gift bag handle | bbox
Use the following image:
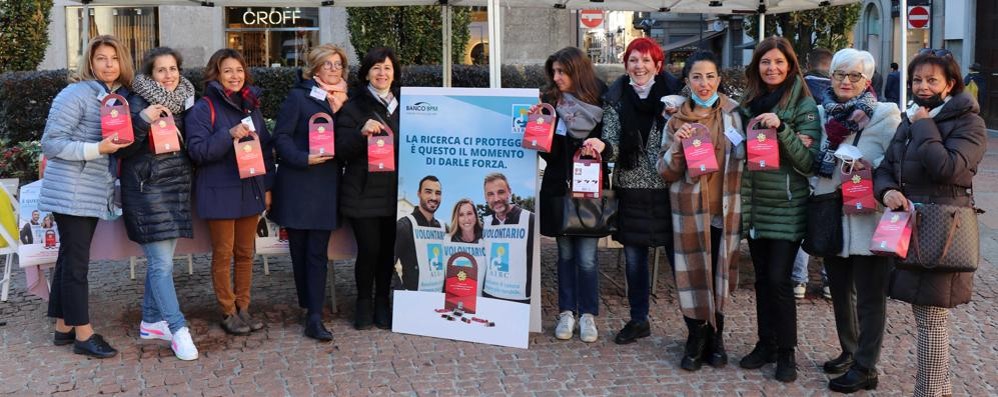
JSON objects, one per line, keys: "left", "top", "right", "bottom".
{"left": 531, "top": 103, "right": 556, "bottom": 117}
{"left": 152, "top": 107, "right": 174, "bottom": 121}
{"left": 572, "top": 147, "right": 602, "bottom": 163}
{"left": 370, "top": 113, "right": 395, "bottom": 137}
{"left": 233, "top": 131, "right": 260, "bottom": 145}
{"left": 309, "top": 112, "right": 334, "bottom": 125}
{"left": 100, "top": 93, "right": 128, "bottom": 107}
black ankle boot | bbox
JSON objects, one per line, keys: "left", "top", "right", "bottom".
{"left": 739, "top": 341, "right": 777, "bottom": 369}
{"left": 705, "top": 313, "right": 728, "bottom": 368}
{"left": 829, "top": 364, "right": 878, "bottom": 393}
{"left": 373, "top": 294, "right": 391, "bottom": 329}
{"left": 680, "top": 317, "right": 709, "bottom": 371}
{"left": 354, "top": 298, "right": 373, "bottom": 330}
{"left": 775, "top": 348, "right": 798, "bottom": 383}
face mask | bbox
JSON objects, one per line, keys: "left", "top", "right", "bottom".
{"left": 834, "top": 144, "right": 863, "bottom": 175}
{"left": 913, "top": 93, "right": 945, "bottom": 109}
{"left": 692, "top": 92, "right": 719, "bottom": 108}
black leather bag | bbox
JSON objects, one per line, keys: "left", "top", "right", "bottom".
{"left": 802, "top": 190, "right": 843, "bottom": 257}
{"left": 895, "top": 203, "right": 980, "bottom": 272}
{"left": 558, "top": 191, "right": 618, "bottom": 237}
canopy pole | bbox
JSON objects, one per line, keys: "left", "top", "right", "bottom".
{"left": 900, "top": 0, "right": 908, "bottom": 108}
{"left": 487, "top": 0, "right": 502, "bottom": 88}
{"left": 759, "top": 13, "right": 765, "bottom": 41}
{"left": 442, "top": 5, "right": 452, "bottom": 88}
{"left": 81, "top": 3, "right": 90, "bottom": 63}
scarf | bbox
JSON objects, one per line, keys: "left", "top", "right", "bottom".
{"left": 556, "top": 92, "right": 603, "bottom": 139}
{"left": 131, "top": 74, "right": 195, "bottom": 114}
{"left": 618, "top": 74, "right": 670, "bottom": 169}
{"left": 630, "top": 78, "right": 656, "bottom": 99}
{"left": 822, "top": 86, "right": 876, "bottom": 146}
{"left": 746, "top": 83, "right": 788, "bottom": 116}
{"left": 368, "top": 84, "right": 397, "bottom": 114}
{"left": 313, "top": 75, "right": 348, "bottom": 113}
{"left": 223, "top": 86, "right": 260, "bottom": 115}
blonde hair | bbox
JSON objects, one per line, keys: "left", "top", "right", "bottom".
{"left": 76, "top": 35, "right": 134, "bottom": 88}
{"left": 303, "top": 44, "right": 349, "bottom": 80}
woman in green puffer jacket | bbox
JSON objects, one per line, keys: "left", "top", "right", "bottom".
{"left": 735, "top": 36, "right": 821, "bottom": 383}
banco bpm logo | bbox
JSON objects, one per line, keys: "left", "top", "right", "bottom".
{"left": 406, "top": 101, "right": 439, "bottom": 114}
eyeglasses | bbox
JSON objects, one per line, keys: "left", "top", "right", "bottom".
{"left": 918, "top": 48, "right": 953, "bottom": 58}
{"left": 831, "top": 71, "right": 867, "bottom": 83}
{"left": 321, "top": 61, "right": 344, "bottom": 71}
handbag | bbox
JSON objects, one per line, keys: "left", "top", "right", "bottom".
{"left": 802, "top": 190, "right": 843, "bottom": 257}
{"left": 558, "top": 149, "right": 617, "bottom": 237}
{"left": 895, "top": 203, "right": 980, "bottom": 272}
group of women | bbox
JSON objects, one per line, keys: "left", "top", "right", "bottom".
{"left": 38, "top": 32, "right": 982, "bottom": 396}
{"left": 537, "top": 36, "right": 984, "bottom": 396}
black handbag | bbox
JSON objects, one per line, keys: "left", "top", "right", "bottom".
{"left": 895, "top": 203, "right": 980, "bottom": 272}
{"left": 802, "top": 190, "right": 843, "bottom": 257}
{"left": 557, "top": 149, "right": 617, "bottom": 237}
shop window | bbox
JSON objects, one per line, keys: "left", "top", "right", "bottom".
{"left": 66, "top": 7, "right": 159, "bottom": 71}
{"left": 225, "top": 7, "right": 319, "bottom": 67}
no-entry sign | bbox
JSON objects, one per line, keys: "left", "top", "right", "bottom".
{"left": 580, "top": 9, "right": 604, "bottom": 29}
{"left": 908, "top": 6, "right": 930, "bottom": 29}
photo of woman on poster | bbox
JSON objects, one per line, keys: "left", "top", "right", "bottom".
{"left": 448, "top": 198, "right": 482, "bottom": 244}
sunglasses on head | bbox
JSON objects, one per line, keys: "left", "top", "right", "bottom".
{"left": 918, "top": 48, "right": 953, "bottom": 58}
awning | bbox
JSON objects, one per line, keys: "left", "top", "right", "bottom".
{"left": 661, "top": 30, "right": 726, "bottom": 52}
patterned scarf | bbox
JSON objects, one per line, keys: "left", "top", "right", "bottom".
{"left": 131, "top": 74, "right": 195, "bottom": 114}
{"left": 822, "top": 86, "right": 876, "bottom": 145}
{"left": 556, "top": 92, "right": 603, "bottom": 139}
{"left": 313, "top": 75, "right": 348, "bottom": 113}
{"left": 223, "top": 86, "right": 261, "bottom": 115}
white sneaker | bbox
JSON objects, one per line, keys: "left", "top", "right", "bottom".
{"left": 822, "top": 284, "right": 833, "bottom": 300}
{"left": 139, "top": 321, "right": 172, "bottom": 341}
{"left": 554, "top": 311, "right": 575, "bottom": 340}
{"left": 579, "top": 314, "right": 598, "bottom": 343}
{"left": 793, "top": 283, "right": 806, "bottom": 299}
{"left": 171, "top": 327, "right": 199, "bottom": 361}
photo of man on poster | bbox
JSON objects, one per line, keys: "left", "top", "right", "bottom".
{"left": 19, "top": 210, "right": 40, "bottom": 244}
{"left": 395, "top": 175, "right": 447, "bottom": 291}
{"left": 481, "top": 172, "right": 534, "bottom": 304}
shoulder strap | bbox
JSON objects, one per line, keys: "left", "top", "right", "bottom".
{"left": 203, "top": 96, "right": 215, "bottom": 128}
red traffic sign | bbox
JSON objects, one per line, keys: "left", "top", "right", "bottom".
{"left": 908, "top": 6, "right": 930, "bottom": 29}
{"left": 580, "top": 9, "right": 604, "bottom": 29}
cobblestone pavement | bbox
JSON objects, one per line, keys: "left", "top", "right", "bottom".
{"left": 2, "top": 141, "right": 997, "bottom": 396}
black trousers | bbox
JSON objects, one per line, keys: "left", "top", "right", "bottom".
{"left": 824, "top": 255, "right": 890, "bottom": 369}
{"left": 748, "top": 238, "right": 800, "bottom": 349}
{"left": 349, "top": 216, "right": 395, "bottom": 302}
{"left": 46, "top": 213, "right": 99, "bottom": 326}
{"left": 287, "top": 228, "right": 332, "bottom": 318}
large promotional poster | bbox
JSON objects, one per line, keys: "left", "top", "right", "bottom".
{"left": 392, "top": 87, "right": 541, "bottom": 349}
{"left": 17, "top": 181, "right": 61, "bottom": 267}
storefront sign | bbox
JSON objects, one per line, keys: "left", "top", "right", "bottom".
{"left": 243, "top": 8, "right": 300, "bottom": 25}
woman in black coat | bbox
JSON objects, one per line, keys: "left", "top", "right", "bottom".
{"left": 873, "top": 50, "right": 987, "bottom": 397}
{"left": 270, "top": 44, "right": 349, "bottom": 342}
{"left": 119, "top": 47, "right": 198, "bottom": 360}
{"left": 536, "top": 47, "right": 608, "bottom": 344}
{"left": 334, "top": 47, "right": 401, "bottom": 330}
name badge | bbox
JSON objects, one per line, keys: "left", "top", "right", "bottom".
{"left": 724, "top": 127, "right": 743, "bottom": 146}
{"left": 241, "top": 116, "right": 256, "bottom": 132}
{"left": 555, "top": 119, "right": 567, "bottom": 136}
{"left": 386, "top": 100, "right": 398, "bottom": 115}
{"left": 97, "top": 92, "right": 109, "bottom": 102}
{"left": 185, "top": 96, "right": 195, "bottom": 110}
{"left": 310, "top": 86, "right": 328, "bottom": 101}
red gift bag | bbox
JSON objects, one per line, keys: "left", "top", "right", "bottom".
{"left": 234, "top": 132, "right": 267, "bottom": 179}
{"left": 368, "top": 125, "right": 395, "bottom": 173}
{"left": 746, "top": 120, "right": 779, "bottom": 171}
{"left": 682, "top": 123, "right": 720, "bottom": 178}
{"left": 444, "top": 252, "right": 479, "bottom": 314}
{"left": 841, "top": 159, "right": 876, "bottom": 214}
{"left": 308, "top": 112, "right": 336, "bottom": 156}
{"left": 870, "top": 205, "right": 914, "bottom": 258}
{"left": 521, "top": 103, "right": 556, "bottom": 153}
{"left": 100, "top": 93, "right": 133, "bottom": 144}
{"left": 572, "top": 149, "right": 602, "bottom": 199}
{"left": 148, "top": 109, "right": 181, "bottom": 154}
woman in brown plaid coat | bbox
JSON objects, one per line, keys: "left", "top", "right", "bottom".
{"left": 657, "top": 51, "right": 744, "bottom": 372}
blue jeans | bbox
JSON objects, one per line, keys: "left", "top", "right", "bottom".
{"left": 791, "top": 248, "right": 828, "bottom": 284}
{"left": 141, "top": 239, "right": 186, "bottom": 333}
{"left": 624, "top": 245, "right": 651, "bottom": 322}
{"left": 556, "top": 236, "right": 600, "bottom": 316}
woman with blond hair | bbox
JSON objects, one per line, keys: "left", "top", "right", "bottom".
{"left": 41, "top": 35, "right": 134, "bottom": 358}
{"left": 270, "top": 44, "right": 350, "bottom": 342}
{"left": 448, "top": 199, "right": 482, "bottom": 244}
